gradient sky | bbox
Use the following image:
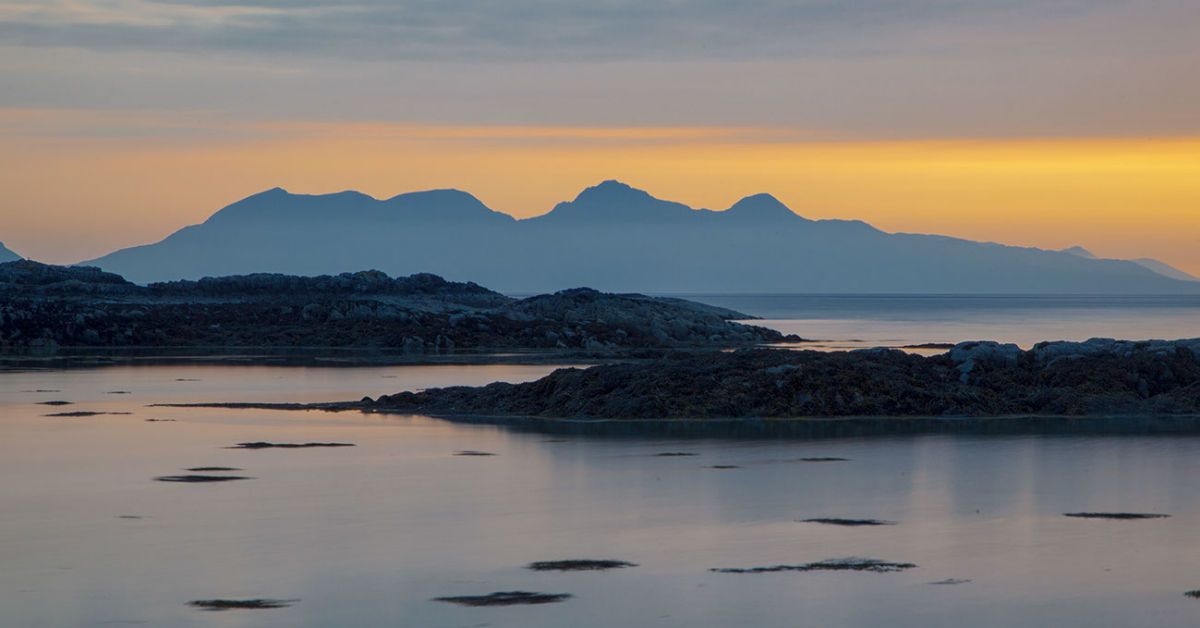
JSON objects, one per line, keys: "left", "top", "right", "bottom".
{"left": 1, "top": 0, "right": 1198, "bottom": 272}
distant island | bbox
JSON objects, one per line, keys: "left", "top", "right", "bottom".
{"left": 0, "top": 260, "right": 796, "bottom": 354}
{"left": 80, "top": 180, "right": 1199, "bottom": 294}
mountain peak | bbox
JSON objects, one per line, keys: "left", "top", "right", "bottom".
{"left": 574, "top": 179, "right": 652, "bottom": 203}
{"left": 725, "top": 193, "right": 802, "bottom": 221}
{"left": 1061, "top": 246, "right": 1096, "bottom": 259}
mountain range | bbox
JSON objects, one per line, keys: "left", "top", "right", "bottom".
{"left": 80, "top": 180, "right": 1199, "bottom": 293}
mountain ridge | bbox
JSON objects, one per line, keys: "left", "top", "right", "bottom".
{"left": 80, "top": 181, "right": 1200, "bottom": 294}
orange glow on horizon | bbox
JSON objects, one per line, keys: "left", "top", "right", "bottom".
{"left": 1, "top": 110, "right": 1198, "bottom": 275}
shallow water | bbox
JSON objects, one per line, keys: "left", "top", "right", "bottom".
{"left": 4, "top": 365, "right": 1200, "bottom": 627}
{"left": 685, "top": 294, "right": 1200, "bottom": 350}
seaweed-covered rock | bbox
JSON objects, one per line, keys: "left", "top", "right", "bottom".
{"left": 368, "top": 340, "right": 1200, "bottom": 419}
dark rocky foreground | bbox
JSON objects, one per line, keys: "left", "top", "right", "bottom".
{"left": 363, "top": 339, "right": 1200, "bottom": 420}
{"left": 0, "top": 260, "right": 795, "bottom": 353}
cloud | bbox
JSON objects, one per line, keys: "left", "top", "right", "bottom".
{"left": 0, "top": 0, "right": 1179, "bottom": 62}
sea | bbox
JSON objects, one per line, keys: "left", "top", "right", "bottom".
{"left": 3, "top": 295, "right": 1200, "bottom": 627}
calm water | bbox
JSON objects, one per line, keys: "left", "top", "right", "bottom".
{"left": 685, "top": 294, "right": 1200, "bottom": 350}
{"left": 4, "top": 364, "right": 1200, "bottom": 627}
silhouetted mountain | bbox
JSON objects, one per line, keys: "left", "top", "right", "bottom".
{"left": 1130, "top": 258, "right": 1198, "bottom": 282}
{"left": 1061, "top": 246, "right": 1197, "bottom": 282}
{"left": 83, "top": 182, "right": 1200, "bottom": 294}
{"left": 0, "top": 241, "right": 21, "bottom": 262}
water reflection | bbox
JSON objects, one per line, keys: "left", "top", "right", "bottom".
{"left": 2, "top": 365, "right": 1200, "bottom": 627}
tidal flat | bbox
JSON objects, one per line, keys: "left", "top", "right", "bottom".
{"left": 4, "top": 363, "right": 1200, "bottom": 627}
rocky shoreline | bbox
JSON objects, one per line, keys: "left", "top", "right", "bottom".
{"left": 0, "top": 261, "right": 799, "bottom": 353}
{"left": 358, "top": 338, "right": 1200, "bottom": 420}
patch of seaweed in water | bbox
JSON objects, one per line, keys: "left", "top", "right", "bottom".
{"left": 188, "top": 599, "right": 296, "bottom": 611}
{"left": 107, "top": 391, "right": 132, "bottom": 394}
{"left": 710, "top": 465, "right": 741, "bottom": 469}
{"left": 655, "top": 452, "right": 697, "bottom": 457}
{"left": 37, "top": 400, "right": 73, "bottom": 406}
{"left": 433, "top": 591, "right": 571, "bottom": 607}
{"left": 929, "top": 578, "right": 972, "bottom": 585}
{"left": 454, "top": 450, "right": 496, "bottom": 456}
{"left": 801, "top": 518, "right": 895, "bottom": 527}
{"left": 229, "top": 442, "right": 355, "bottom": 449}
{"left": 155, "top": 475, "right": 253, "bottom": 483}
{"left": 526, "top": 560, "right": 638, "bottom": 572}
{"left": 1185, "top": 590, "right": 1200, "bottom": 599}
{"left": 145, "top": 418, "right": 175, "bottom": 422}
{"left": 43, "top": 413, "right": 129, "bottom": 417}
{"left": 711, "top": 557, "right": 916, "bottom": 574}
{"left": 187, "top": 466, "right": 241, "bottom": 472}
{"left": 1063, "top": 512, "right": 1170, "bottom": 520}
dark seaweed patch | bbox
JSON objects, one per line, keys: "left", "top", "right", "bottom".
{"left": 712, "top": 558, "right": 916, "bottom": 574}
{"left": 155, "top": 475, "right": 252, "bottom": 483}
{"left": 454, "top": 450, "right": 496, "bottom": 456}
{"left": 37, "top": 400, "right": 73, "bottom": 406}
{"left": 433, "top": 591, "right": 571, "bottom": 607}
{"left": 188, "top": 599, "right": 295, "bottom": 611}
{"left": 42, "top": 413, "right": 127, "bottom": 417}
{"left": 801, "top": 518, "right": 895, "bottom": 527}
{"left": 655, "top": 452, "right": 697, "bottom": 457}
{"left": 709, "top": 465, "right": 741, "bottom": 469}
{"left": 1063, "top": 512, "right": 1170, "bottom": 520}
{"left": 526, "top": 560, "right": 637, "bottom": 572}
{"left": 186, "top": 466, "right": 242, "bottom": 472}
{"left": 229, "top": 442, "right": 355, "bottom": 449}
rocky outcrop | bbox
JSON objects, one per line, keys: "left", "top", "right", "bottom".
{"left": 366, "top": 339, "right": 1200, "bottom": 418}
{"left": 0, "top": 261, "right": 796, "bottom": 351}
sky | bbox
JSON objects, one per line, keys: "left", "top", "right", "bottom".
{"left": 1, "top": 0, "right": 1198, "bottom": 273}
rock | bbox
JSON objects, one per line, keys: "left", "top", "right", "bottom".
{"left": 949, "top": 341, "right": 1021, "bottom": 382}
{"left": 367, "top": 343, "right": 1200, "bottom": 419}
